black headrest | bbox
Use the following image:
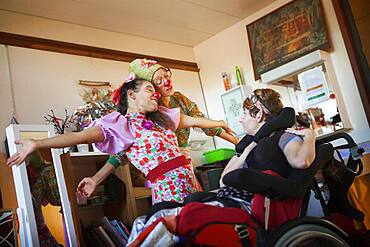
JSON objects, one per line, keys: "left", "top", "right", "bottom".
{"left": 235, "top": 107, "right": 296, "bottom": 154}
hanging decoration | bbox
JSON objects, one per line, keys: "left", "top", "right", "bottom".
{"left": 72, "top": 81, "right": 116, "bottom": 131}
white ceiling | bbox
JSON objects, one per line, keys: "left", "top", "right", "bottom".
{"left": 0, "top": 0, "right": 276, "bottom": 47}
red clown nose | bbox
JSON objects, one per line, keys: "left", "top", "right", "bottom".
{"left": 163, "top": 79, "right": 172, "bottom": 88}
{"left": 152, "top": 92, "right": 161, "bottom": 100}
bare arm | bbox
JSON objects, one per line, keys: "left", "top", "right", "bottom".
{"left": 178, "top": 113, "right": 222, "bottom": 129}
{"left": 92, "top": 162, "right": 116, "bottom": 185}
{"left": 283, "top": 128, "right": 316, "bottom": 169}
{"left": 77, "top": 161, "right": 116, "bottom": 197}
{"left": 218, "top": 130, "right": 239, "bottom": 145}
{"left": 178, "top": 114, "right": 235, "bottom": 135}
{"left": 219, "top": 142, "right": 257, "bottom": 187}
{"left": 7, "top": 126, "right": 104, "bottom": 166}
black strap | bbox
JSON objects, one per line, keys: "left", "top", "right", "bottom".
{"left": 235, "top": 224, "right": 252, "bottom": 247}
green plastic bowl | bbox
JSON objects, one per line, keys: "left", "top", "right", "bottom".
{"left": 203, "top": 148, "right": 235, "bottom": 164}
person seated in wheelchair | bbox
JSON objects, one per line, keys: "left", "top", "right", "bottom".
{"left": 126, "top": 89, "right": 362, "bottom": 246}
{"left": 218, "top": 88, "right": 316, "bottom": 208}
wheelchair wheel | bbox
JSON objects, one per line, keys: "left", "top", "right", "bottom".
{"left": 266, "top": 217, "right": 350, "bottom": 247}
{"left": 272, "top": 224, "right": 350, "bottom": 247}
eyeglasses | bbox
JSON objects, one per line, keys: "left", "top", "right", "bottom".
{"left": 249, "top": 93, "right": 270, "bottom": 114}
{"left": 152, "top": 67, "right": 172, "bottom": 87}
{"left": 250, "top": 94, "right": 259, "bottom": 104}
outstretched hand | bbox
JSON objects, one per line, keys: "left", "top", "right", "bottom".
{"left": 219, "top": 120, "right": 236, "bottom": 135}
{"left": 77, "top": 177, "right": 97, "bottom": 198}
{"left": 7, "top": 139, "right": 38, "bottom": 167}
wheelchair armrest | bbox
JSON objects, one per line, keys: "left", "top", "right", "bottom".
{"left": 316, "top": 131, "right": 356, "bottom": 147}
{"left": 317, "top": 132, "right": 364, "bottom": 175}
{"left": 223, "top": 168, "right": 295, "bottom": 199}
{"left": 223, "top": 144, "right": 334, "bottom": 200}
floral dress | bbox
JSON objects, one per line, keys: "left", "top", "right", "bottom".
{"left": 90, "top": 107, "right": 196, "bottom": 204}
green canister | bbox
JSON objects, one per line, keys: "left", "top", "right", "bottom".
{"left": 235, "top": 66, "right": 244, "bottom": 85}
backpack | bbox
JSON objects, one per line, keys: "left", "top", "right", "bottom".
{"left": 176, "top": 202, "right": 258, "bottom": 247}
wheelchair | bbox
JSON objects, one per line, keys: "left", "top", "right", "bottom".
{"left": 222, "top": 131, "right": 364, "bottom": 247}
{"left": 129, "top": 108, "right": 367, "bottom": 247}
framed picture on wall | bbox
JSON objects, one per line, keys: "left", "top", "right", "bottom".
{"left": 221, "top": 85, "right": 253, "bottom": 137}
{"left": 247, "top": 0, "right": 330, "bottom": 80}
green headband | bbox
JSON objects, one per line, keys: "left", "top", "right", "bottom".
{"left": 128, "top": 58, "right": 163, "bottom": 82}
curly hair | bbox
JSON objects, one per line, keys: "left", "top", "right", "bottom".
{"left": 243, "top": 88, "right": 283, "bottom": 121}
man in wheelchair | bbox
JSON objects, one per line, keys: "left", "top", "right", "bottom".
{"left": 127, "top": 89, "right": 365, "bottom": 247}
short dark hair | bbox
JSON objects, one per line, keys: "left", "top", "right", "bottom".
{"left": 243, "top": 88, "right": 283, "bottom": 121}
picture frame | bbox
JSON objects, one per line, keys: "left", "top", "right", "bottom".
{"left": 5, "top": 124, "right": 78, "bottom": 247}
{"left": 221, "top": 85, "right": 253, "bottom": 137}
{"left": 298, "top": 65, "right": 330, "bottom": 108}
{"left": 247, "top": 0, "right": 330, "bottom": 80}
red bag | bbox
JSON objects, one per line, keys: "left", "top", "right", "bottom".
{"left": 251, "top": 170, "right": 302, "bottom": 230}
{"left": 176, "top": 202, "right": 257, "bottom": 246}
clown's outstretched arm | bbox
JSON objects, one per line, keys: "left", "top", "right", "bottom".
{"left": 77, "top": 162, "right": 116, "bottom": 197}
{"left": 219, "top": 130, "right": 239, "bottom": 145}
{"left": 179, "top": 114, "right": 236, "bottom": 136}
{"left": 7, "top": 126, "right": 104, "bottom": 166}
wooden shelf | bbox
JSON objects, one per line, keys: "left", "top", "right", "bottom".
{"left": 133, "top": 187, "right": 152, "bottom": 199}
{"left": 59, "top": 152, "right": 151, "bottom": 246}
{"left": 77, "top": 200, "right": 122, "bottom": 208}
{"left": 69, "top": 152, "right": 108, "bottom": 157}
